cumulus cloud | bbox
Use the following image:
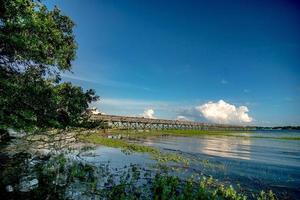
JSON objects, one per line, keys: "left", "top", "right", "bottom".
{"left": 90, "top": 107, "right": 105, "bottom": 115}
{"left": 142, "top": 109, "right": 155, "bottom": 119}
{"left": 195, "top": 100, "right": 253, "bottom": 124}
{"left": 176, "top": 115, "right": 190, "bottom": 121}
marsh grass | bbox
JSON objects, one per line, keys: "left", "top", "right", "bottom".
{"left": 106, "top": 129, "right": 300, "bottom": 141}
{"left": 150, "top": 174, "right": 278, "bottom": 200}
{"left": 111, "top": 129, "right": 240, "bottom": 138}
{"left": 78, "top": 133, "right": 189, "bottom": 165}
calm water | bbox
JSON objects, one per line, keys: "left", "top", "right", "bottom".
{"left": 79, "top": 130, "right": 300, "bottom": 199}
{"left": 2, "top": 130, "right": 299, "bottom": 199}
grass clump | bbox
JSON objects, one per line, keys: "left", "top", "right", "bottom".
{"left": 110, "top": 129, "right": 240, "bottom": 138}
{"left": 108, "top": 129, "right": 300, "bottom": 141}
{"left": 151, "top": 175, "right": 277, "bottom": 200}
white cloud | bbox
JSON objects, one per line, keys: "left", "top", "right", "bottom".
{"left": 90, "top": 107, "right": 101, "bottom": 114}
{"left": 90, "top": 107, "right": 106, "bottom": 115}
{"left": 195, "top": 100, "right": 253, "bottom": 124}
{"left": 176, "top": 115, "right": 191, "bottom": 121}
{"left": 142, "top": 109, "right": 155, "bottom": 119}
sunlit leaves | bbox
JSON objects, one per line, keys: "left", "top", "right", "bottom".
{"left": 0, "top": 0, "right": 76, "bottom": 71}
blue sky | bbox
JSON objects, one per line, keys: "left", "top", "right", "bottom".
{"left": 47, "top": 0, "right": 300, "bottom": 126}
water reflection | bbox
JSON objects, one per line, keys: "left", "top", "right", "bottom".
{"left": 200, "top": 137, "right": 251, "bottom": 160}
{"left": 141, "top": 132, "right": 300, "bottom": 200}
{"left": 143, "top": 136, "right": 252, "bottom": 160}
{"left": 81, "top": 146, "right": 156, "bottom": 169}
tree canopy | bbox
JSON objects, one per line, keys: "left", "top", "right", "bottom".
{"left": 0, "top": 0, "right": 99, "bottom": 133}
{"left": 0, "top": 0, "right": 76, "bottom": 71}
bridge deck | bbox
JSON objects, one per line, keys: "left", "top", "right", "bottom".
{"left": 91, "top": 114, "right": 252, "bottom": 130}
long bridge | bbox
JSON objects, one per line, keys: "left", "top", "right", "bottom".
{"left": 90, "top": 114, "right": 254, "bottom": 130}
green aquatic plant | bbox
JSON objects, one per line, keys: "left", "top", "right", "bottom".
{"left": 0, "top": 152, "right": 280, "bottom": 200}
{"left": 200, "top": 159, "right": 225, "bottom": 171}
{"left": 257, "top": 190, "right": 277, "bottom": 200}
{"left": 79, "top": 133, "right": 189, "bottom": 165}
{"left": 110, "top": 129, "right": 243, "bottom": 138}
{"left": 106, "top": 129, "right": 300, "bottom": 141}
{"left": 151, "top": 174, "right": 249, "bottom": 200}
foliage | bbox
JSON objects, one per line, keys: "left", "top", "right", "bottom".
{"left": 1, "top": 67, "right": 57, "bottom": 131}
{"left": 152, "top": 175, "right": 236, "bottom": 200}
{"left": 0, "top": 0, "right": 98, "bottom": 132}
{"left": 79, "top": 119, "right": 108, "bottom": 129}
{"left": 0, "top": 66, "right": 98, "bottom": 130}
{"left": 53, "top": 82, "right": 98, "bottom": 127}
{"left": 0, "top": 0, "right": 76, "bottom": 71}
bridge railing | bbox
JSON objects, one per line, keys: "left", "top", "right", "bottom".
{"left": 90, "top": 114, "right": 254, "bottom": 130}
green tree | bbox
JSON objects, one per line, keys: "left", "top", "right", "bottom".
{"left": 0, "top": 66, "right": 56, "bottom": 131}
{"left": 53, "top": 82, "right": 99, "bottom": 127}
{"left": 0, "top": 0, "right": 76, "bottom": 71}
{"left": 0, "top": 0, "right": 98, "bottom": 135}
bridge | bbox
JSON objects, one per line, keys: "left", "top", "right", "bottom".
{"left": 90, "top": 114, "right": 254, "bottom": 130}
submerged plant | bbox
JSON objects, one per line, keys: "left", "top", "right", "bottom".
{"left": 0, "top": 152, "right": 281, "bottom": 200}
{"left": 79, "top": 133, "right": 189, "bottom": 165}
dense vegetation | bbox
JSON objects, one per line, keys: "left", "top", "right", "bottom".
{"left": 0, "top": 153, "right": 277, "bottom": 200}
{"left": 0, "top": 0, "right": 98, "bottom": 137}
